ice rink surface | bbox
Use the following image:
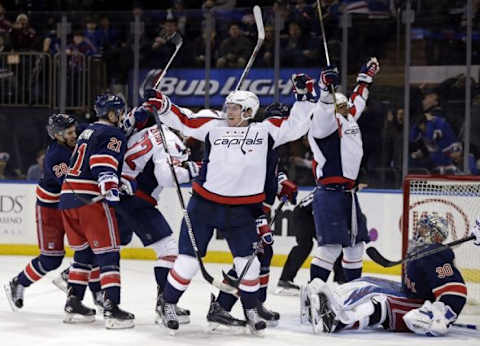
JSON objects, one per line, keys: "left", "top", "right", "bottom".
{"left": 1, "top": 256, "right": 479, "bottom": 346}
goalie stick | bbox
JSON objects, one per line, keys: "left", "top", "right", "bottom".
{"left": 234, "top": 5, "right": 264, "bottom": 91}
{"left": 222, "top": 198, "right": 287, "bottom": 289}
{"left": 366, "top": 235, "right": 475, "bottom": 268}
{"left": 149, "top": 38, "right": 237, "bottom": 296}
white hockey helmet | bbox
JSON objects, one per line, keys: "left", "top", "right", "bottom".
{"left": 334, "top": 92, "right": 348, "bottom": 106}
{"left": 224, "top": 90, "right": 260, "bottom": 121}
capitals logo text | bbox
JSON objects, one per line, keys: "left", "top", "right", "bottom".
{"left": 213, "top": 132, "right": 263, "bottom": 152}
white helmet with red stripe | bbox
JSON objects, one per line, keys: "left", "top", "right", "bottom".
{"left": 225, "top": 90, "right": 260, "bottom": 121}
{"left": 335, "top": 93, "right": 348, "bottom": 106}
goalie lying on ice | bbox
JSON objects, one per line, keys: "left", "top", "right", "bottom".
{"left": 301, "top": 214, "right": 468, "bottom": 336}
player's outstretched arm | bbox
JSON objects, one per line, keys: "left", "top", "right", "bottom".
{"left": 349, "top": 57, "right": 380, "bottom": 121}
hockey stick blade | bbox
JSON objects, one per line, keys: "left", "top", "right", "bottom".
{"left": 367, "top": 235, "right": 475, "bottom": 268}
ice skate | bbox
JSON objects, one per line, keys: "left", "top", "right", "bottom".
{"left": 308, "top": 287, "right": 337, "bottom": 333}
{"left": 63, "top": 295, "right": 96, "bottom": 324}
{"left": 244, "top": 307, "right": 267, "bottom": 336}
{"left": 206, "top": 294, "right": 246, "bottom": 331}
{"left": 155, "top": 287, "right": 190, "bottom": 325}
{"left": 52, "top": 267, "right": 69, "bottom": 293}
{"left": 158, "top": 299, "right": 179, "bottom": 335}
{"left": 4, "top": 277, "right": 25, "bottom": 311}
{"left": 257, "top": 303, "right": 280, "bottom": 327}
{"left": 103, "top": 299, "right": 135, "bottom": 329}
{"left": 275, "top": 280, "right": 300, "bottom": 296}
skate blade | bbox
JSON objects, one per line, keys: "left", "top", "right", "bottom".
{"left": 168, "top": 329, "right": 177, "bottom": 336}
{"left": 52, "top": 277, "right": 68, "bottom": 293}
{"left": 206, "top": 322, "right": 246, "bottom": 334}
{"left": 105, "top": 317, "right": 135, "bottom": 329}
{"left": 3, "top": 283, "right": 17, "bottom": 312}
{"left": 178, "top": 315, "right": 190, "bottom": 325}
{"left": 266, "top": 319, "right": 279, "bottom": 327}
{"left": 247, "top": 325, "right": 266, "bottom": 337}
{"left": 63, "top": 313, "right": 95, "bottom": 324}
{"left": 274, "top": 287, "right": 299, "bottom": 296}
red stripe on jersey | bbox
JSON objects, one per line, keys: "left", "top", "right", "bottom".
{"left": 240, "top": 278, "right": 260, "bottom": 286}
{"left": 433, "top": 282, "right": 467, "bottom": 298}
{"left": 192, "top": 181, "right": 265, "bottom": 205}
{"left": 317, "top": 176, "right": 355, "bottom": 188}
{"left": 312, "top": 159, "right": 318, "bottom": 180}
{"left": 135, "top": 189, "right": 157, "bottom": 206}
{"left": 170, "top": 269, "right": 191, "bottom": 285}
{"left": 25, "top": 263, "right": 43, "bottom": 281}
{"left": 259, "top": 274, "right": 269, "bottom": 285}
{"left": 69, "top": 270, "right": 89, "bottom": 283}
{"left": 171, "top": 105, "right": 215, "bottom": 128}
{"left": 89, "top": 155, "right": 118, "bottom": 169}
{"left": 267, "top": 117, "right": 287, "bottom": 127}
{"left": 36, "top": 186, "right": 60, "bottom": 202}
{"left": 349, "top": 105, "right": 357, "bottom": 117}
{"left": 101, "top": 272, "right": 121, "bottom": 286}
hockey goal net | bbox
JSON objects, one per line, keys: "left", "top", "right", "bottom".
{"left": 402, "top": 175, "right": 480, "bottom": 310}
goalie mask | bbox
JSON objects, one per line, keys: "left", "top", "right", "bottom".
{"left": 46, "top": 113, "right": 77, "bottom": 140}
{"left": 224, "top": 90, "right": 260, "bottom": 123}
{"left": 414, "top": 214, "right": 449, "bottom": 246}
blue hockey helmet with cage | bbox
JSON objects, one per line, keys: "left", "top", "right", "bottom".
{"left": 94, "top": 93, "right": 125, "bottom": 119}
{"left": 414, "top": 214, "right": 449, "bottom": 246}
{"left": 46, "top": 113, "right": 77, "bottom": 140}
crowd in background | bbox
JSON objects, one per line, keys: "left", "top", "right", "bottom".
{"left": 1, "top": 0, "right": 480, "bottom": 187}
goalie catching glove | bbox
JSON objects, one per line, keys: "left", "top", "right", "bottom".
{"left": 292, "top": 74, "right": 317, "bottom": 102}
{"left": 256, "top": 215, "right": 273, "bottom": 246}
{"left": 356, "top": 57, "right": 380, "bottom": 85}
{"left": 144, "top": 89, "right": 171, "bottom": 115}
{"left": 278, "top": 172, "right": 298, "bottom": 204}
{"left": 98, "top": 172, "right": 120, "bottom": 205}
{"left": 403, "top": 300, "right": 457, "bottom": 336}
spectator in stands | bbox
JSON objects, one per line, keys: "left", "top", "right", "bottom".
{"left": 168, "top": 0, "right": 188, "bottom": 37}
{"left": 97, "top": 15, "right": 120, "bottom": 51}
{"left": 383, "top": 107, "right": 404, "bottom": 171}
{"left": 0, "top": 152, "right": 19, "bottom": 180}
{"left": 202, "top": 0, "right": 237, "bottom": 11}
{"left": 145, "top": 16, "right": 182, "bottom": 68}
{"left": 290, "top": 0, "right": 316, "bottom": 33}
{"left": 66, "top": 30, "right": 97, "bottom": 57}
{"left": 0, "top": 32, "right": 11, "bottom": 51}
{"left": 216, "top": 22, "right": 251, "bottom": 68}
{"left": 0, "top": 3, "right": 11, "bottom": 35}
{"left": 42, "top": 22, "right": 60, "bottom": 55}
{"left": 26, "top": 149, "right": 45, "bottom": 181}
{"left": 10, "top": 13, "right": 36, "bottom": 51}
{"left": 256, "top": 24, "right": 274, "bottom": 67}
{"left": 410, "top": 110, "right": 462, "bottom": 175}
{"left": 265, "top": 0, "right": 291, "bottom": 33}
{"left": 280, "top": 21, "right": 314, "bottom": 67}
{"left": 192, "top": 25, "right": 219, "bottom": 67}
{"left": 83, "top": 16, "right": 102, "bottom": 53}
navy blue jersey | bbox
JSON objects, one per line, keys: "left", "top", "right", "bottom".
{"left": 60, "top": 123, "right": 126, "bottom": 209}
{"left": 36, "top": 141, "right": 72, "bottom": 208}
{"left": 404, "top": 244, "right": 467, "bottom": 316}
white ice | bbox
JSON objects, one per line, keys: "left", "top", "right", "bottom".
{"left": 1, "top": 256, "right": 479, "bottom": 346}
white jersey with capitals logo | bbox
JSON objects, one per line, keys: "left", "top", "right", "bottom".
{"left": 297, "top": 85, "right": 368, "bottom": 184}
{"left": 122, "top": 125, "right": 190, "bottom": 199}
{"left": 159, "top": 103, "right": 312, "bottom": 204}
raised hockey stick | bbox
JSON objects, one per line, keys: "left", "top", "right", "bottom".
{"left": 139, "top": 32, "right": 183, "bottom": 99}
{"left": 222, "top": 198, "right": 287, "bottom": 289}
{"left": 366, "top": 235, "right": 475, "bottom": 268}
{"left": 234, "top": 5, "right": 264, "bottom": 91}
{"left": 150, "top": 44, "right": 237, "bottom": 296}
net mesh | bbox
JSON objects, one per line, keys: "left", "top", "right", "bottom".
{"left": 406, "top": 177, "right": 480, "bottom": 307}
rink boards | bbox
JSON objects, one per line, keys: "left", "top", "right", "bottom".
{"left": 0, "top": 181, "right": 477, "bottom": 280}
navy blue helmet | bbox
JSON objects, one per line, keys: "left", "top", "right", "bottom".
{"left": 46, "top": 113, "right": 77, "bottom": 139}
{"left": 94, "top": 93, "right": 125, "bottom": 119}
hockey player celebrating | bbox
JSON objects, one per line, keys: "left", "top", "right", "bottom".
{"left": 141, "top": 87, "right": 311, "bottom": 334}
{"left": 294, "top": 58, "right": 379, "bottom": 286}
{"left": 302, "top": 214, "right": 468, "bottom": 337}
{"left": 59, "top": 93, "right": 134, "bottom": 329}
{"left": 3, "top": 114, "right": 105, "bottom": 311}
{"left": 116, "top": 105, "right": 199, "bottom": 325}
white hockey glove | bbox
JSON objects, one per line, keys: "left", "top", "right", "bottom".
{"left": 403, "top": 300, "right": 457, "bottom": 336}
{"left": 356, "top": 57, "right": 380, "bottom": 85}
{"left": 98, "top": 172, "right": 120, "bottom": 205}
{"left": 256, "top": 215, "right": 273, "bottom": 246}
{"left": 472, "top": 217, "right": 480, "bottom": 246}
{"left": 119, "top": 175, "right": 137, "bottom": 196}
{"left": 183, "top": 161, "right": 200, "bottom": 181}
